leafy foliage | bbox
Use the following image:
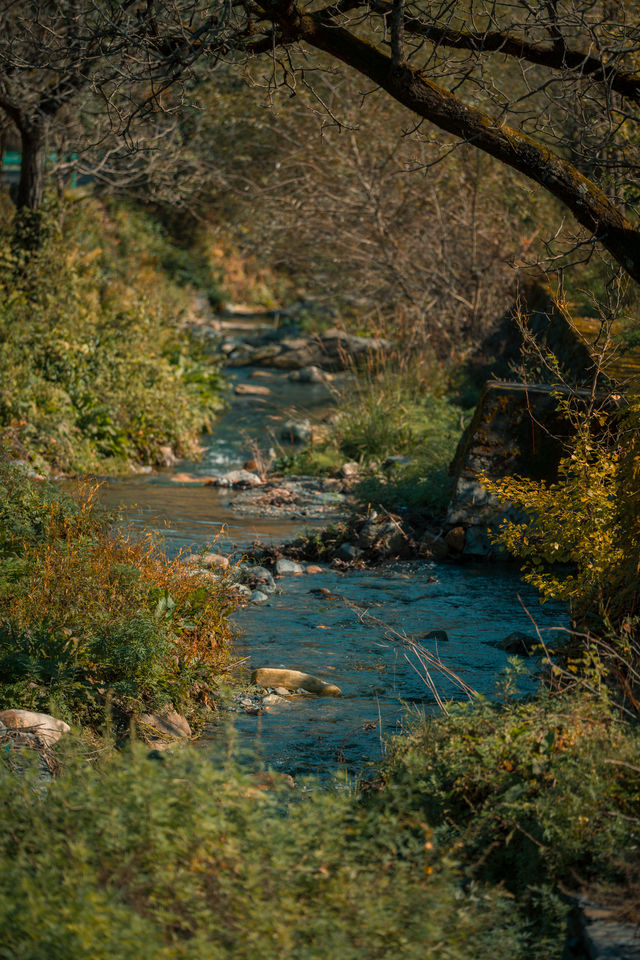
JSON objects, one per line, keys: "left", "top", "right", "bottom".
{"left": 0, "top": 459, "right": 234, "bottom": 726}
{"left": 0, "top": 194, "right": 226, "bottom": 474}
{"left": 0, "top": 742, "right": 531, "bottom": 960}
{"left": 379, "top": 692, "right": 640, "bottom": 937}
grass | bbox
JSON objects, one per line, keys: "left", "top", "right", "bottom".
{"left": 278, "top": 357, "right": 467, "bottom": 517}
{"left": 2, "top": 680, "right": 637, "bottom": 958}
{"left": 0, "top": 458, "right": 235, "bottom": 730}
{"left": 0, "top": 738, "right": 536, "bottom": 960}
{"left": 0, "top": 192, "right": 227, "bottom": 475}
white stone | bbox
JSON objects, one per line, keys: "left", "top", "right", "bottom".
{"left": 275, "top": 558, "right": 304, "bottom": 576}
{"left": 262, "top": 694, "right": 289, "bottom": 707}
{"left": 0, "top": 710, "right": 71, "bottom": 746}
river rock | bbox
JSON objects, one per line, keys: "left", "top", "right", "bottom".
{"left": 418, "top": 532, "right": 450, "bottom": 561}
{"left": 376, "top": 523, "right": 407, "bottom": 556}
{"left": 200, "top": 552, "right": 230, "bottom": 571}
{"left": 250, "top": 590, "right": 269, "bottom": 603}
{"left": 444, "top": 526, "right": 466, "bottom": 553}
{"left": 418, "top": 629, "right": 449, "bottom": 643}
{"left": 262, "top": 693, "right": 289, "bottom": 706}
{"left": 358, "top": 518, "right": 382, "bottom": 549}
{"left": 280, "top": 419, "right": 312, "bottom": 443}
{"left": 180, "top": 553, "right": 202, "bottom": 565}
{"left": 336, "top": 542, "right": 363, "bottom": 561}
{"left": 339, "top": 461, "right": 359, "bottom": 478}
{"left": 275, "top": 558, "right": 304, "bottom": 576}
{"left": 494, "top": 631, "right": 540, "bottom": 656}
{"left": 273, "top": 687, "right": 291, "bottom": 696}
{"left": 138, "top": 706, "right": 191, "bottom": 740}
{"left": 214, "top": 469, "right": 263, "bottom": 488}
{"left": 230, "top": 584, "right": 252, "bottom": 600}
{"left": 234, "top": 382, "right": 272, "bottom": 397}
{"left": 306, "top": 565, "right": 323, "bottom": 574}
{"left": 241, "top": 565, "right": 276, "bottom": 593}
{"left": 288, "top": 366, "right": 327, "bottom": 384}
{"left": 171, "top": 473, "right": 204, "bottom": 484}
{"left": 0, "top": 709, "right": 71, "bottom": 746}
{"left": 252, "top": 668, "right": 342, "bottom": 697}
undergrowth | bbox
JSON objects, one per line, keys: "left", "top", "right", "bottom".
{"left": 279, "top": 358, "right": 466, "bottom": 516}
{"left": 0, "top": 741, "right": 532, "bottom": 960}
{"left": 377, "top": 689, "right": 640, "bottom": 941}
{"left": 0, "top": 192, "right": 226, "bottom": 475}
{"left": 0, "top": 459, "right": 234, "bottom": 728}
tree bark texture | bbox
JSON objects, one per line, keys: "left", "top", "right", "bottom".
{"left": 16, "top": 122, "right": 46, "bottom": 212}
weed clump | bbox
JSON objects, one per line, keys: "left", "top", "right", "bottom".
{"left": 0, "top": 460, "right": 234, "bottom": 728}
{"left": 278, "top": 357, "right": 466, "bottom": 517}
{"left": 377, "top": 691, "right": 640, "bottom": 937}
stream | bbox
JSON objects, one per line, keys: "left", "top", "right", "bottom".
{"left": 98, "top": 364, "right": 566, "bottom": 781}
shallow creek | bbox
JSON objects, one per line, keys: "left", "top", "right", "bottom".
{"left": 98, "top": 367, "right": 565, "bottom": 781}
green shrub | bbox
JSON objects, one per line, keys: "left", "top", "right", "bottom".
{"left": 378, "top": 691, "right": 640, "bottom": 935}
{"left": 0, "top": 460, "right": 233, "bottom": 726}
{"left": 0, "top": 194, "right": 226, "bottom": 474}
{"left": 0, "top": 743, "right": 531, "bottom": 960}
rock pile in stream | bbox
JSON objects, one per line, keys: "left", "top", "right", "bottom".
{"left": 249, "top": 510, "right": 466, "bottom": 568}
{"left": 219, "top": 328, "right": 391, "bottom": 372}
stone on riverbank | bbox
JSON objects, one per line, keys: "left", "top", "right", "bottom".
{"left": 201, "top": 552, "right": 230, "bottom": 571}
{"left": 252, "top": 668, "right": 342, "bottom": 697}
{"left": 280, "top": 419, "right": 312, "bottom": 444}
{"left": 493, "top": 632, "right": 541, "bottom": 656}
{"left": 250, "top": 590, "right": 269, "bottom": 603}
{"left": 275, "top": 558, "right": 304, "bottom": 576}
{"left": 262, "top": 693, "right": 289, "bottom": 706}
{"left": 336, "top": 542, "right": 363, "bottom": 561}
{"left": 240, "top": 565, "right": 276, "bottom": 593}
{"left": 234, "top": 382, "right": 272, "bottom": 396}
{"left": 207, "top": 469, "right": 263, "bottom": 488}
{"left": 138, "top": 706, "right": 191, "bottom": 741}
{"left": 0, "top": 709, "right": 71, "bottom": 746}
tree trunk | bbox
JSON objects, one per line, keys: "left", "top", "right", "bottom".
{"left": 13, "top": 120, "right": 47, "bottom": 253}
{"left": 16, "top": 121, "right": 46, "bottom": 211}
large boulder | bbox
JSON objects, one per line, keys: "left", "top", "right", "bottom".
{"left": 0, "top": 709, "right": 71, "bottom": 746}
{"left": 446, "top": 381, "right": 590, "bottom": 557}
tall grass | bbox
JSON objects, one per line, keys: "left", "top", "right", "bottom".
{"left": 0, "top": 741, "right": 531, "bottom": 960}
{"left": 281, "top": 348, "right": 466, "bottom": 515}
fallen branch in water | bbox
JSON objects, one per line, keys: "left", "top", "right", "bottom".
{"left": 345, "top": 602, "right": 477, "bottom": 713}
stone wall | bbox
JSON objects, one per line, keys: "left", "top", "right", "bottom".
{"left": 446, "top": 381, "right": 591, "bottom": 557}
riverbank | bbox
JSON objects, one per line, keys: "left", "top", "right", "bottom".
{"left": 1, "top": 316, "right": 638, "bottom": 959}
{"left": 0, "top": 458, "right": 237, "bottom": 740}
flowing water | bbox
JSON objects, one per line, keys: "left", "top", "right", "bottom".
{"left": 98, "top": 366, "right": 565, "bottom": 781}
